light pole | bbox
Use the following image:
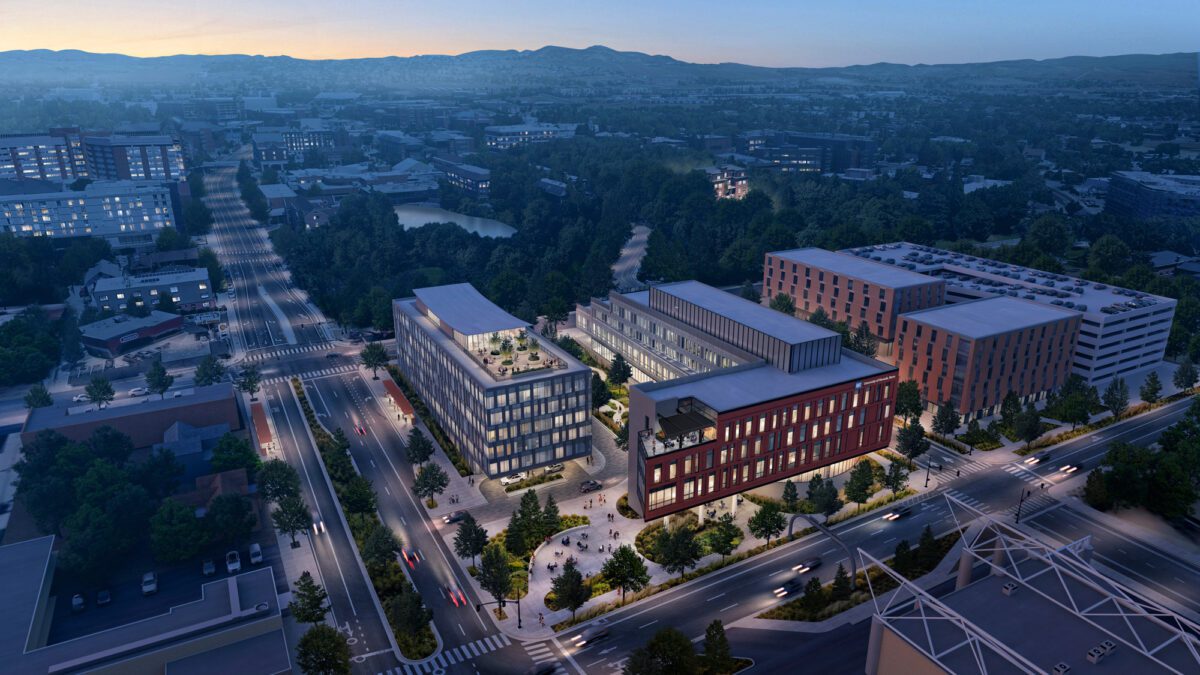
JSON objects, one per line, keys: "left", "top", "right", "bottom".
{"left": 1014, "top": 488, "right": 1033, "bottom": 523}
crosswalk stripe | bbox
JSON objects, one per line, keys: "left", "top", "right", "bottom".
{"left": 485, "top": 636, "right": 499, "bottom": 650}
{"left": 467, "top": 642, "right": 480, "bottom": 657}
{"left": 499, "top": 633, "right": 512, "bottom": 646}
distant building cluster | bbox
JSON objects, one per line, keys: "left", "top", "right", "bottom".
{"left": 484, "top": 122, "right": 578, "bottom": 150}
{"left": 0, "top": 178, "right": 175, "bottom": 248}
{"left": 0, "top": 128, "right": 184, "bottom": 182}
{"left": 1106, "top": 171, "right": 1200, "bottom": 220}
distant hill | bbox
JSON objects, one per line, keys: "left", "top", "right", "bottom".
{"left": 0, "top": 45, "right": 1194, "bottom": 92}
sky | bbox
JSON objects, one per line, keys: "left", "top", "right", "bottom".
{"left": 1, "top": 0, "right": 1196, "bottom": 67}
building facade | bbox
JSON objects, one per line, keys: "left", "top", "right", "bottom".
{"left": 0, "top": 180, "right": 176, "bottom": 248}
{"left": 83, "top": 134, "right": 186, "bottom": 181}
{"left": 432, "top": 157, "right": 491, "bottom": 198}
{"left": 393, "top": 284, "right": 591, "bottom": 477}
{"left": 1106, "top": 171, "right": 1200, "bottom": 220}
{"left": 896, "top": 297, "right": 1080, "bottom": 419}
{"left": 91, "top": 268, "right": 215, "bottom": 313}
{"left": 0, "top": 134, "right": 76, "bottom": 181}
{"left": 705, "top": 165, "right": 749, "bottom": 200}
{"left": 484, "top": 123, "right": 577, "bottom": 150}
{"left": 79, "top": 310, "right": 184, "bottom": 358}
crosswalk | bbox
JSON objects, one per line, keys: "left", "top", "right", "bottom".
{"left": 523, "top": 641, "right": 568, "bottom": 674}
{"left": 945, "top": 489, "right": 991, "bottom": 513}
{"left": 918, "top": 456, "right": 991, "bottom": 487}
{"left": 1002, "top": 491, "right": 1060, "bottom": 519}
{"left": 1000, "top": 462, "right": 1047, "bottom": 486}
{"left": 262, "top": 363, "right": 360, "bottom": 385}
{"left": 377, "top": 633, "right": 517, "bottom": 674}
{"left": 245, "top": 342, "right": 333, "bottom": 362}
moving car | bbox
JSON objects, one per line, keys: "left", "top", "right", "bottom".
{"left": 569, "top": 621, "right": 610, "bottom": 648}
{"left": 128, "top": 387, "right": 150, "bottom": 397}
{"left": 1060, "top": 464, "right": 1078, "bottom": 474}
{"left": 499, "top": 472, "right": 528, "bottom": 486}
{"left": 792, "top": 557, "right": 823, "bottom": 574}
{"left": 72, "top": 393, "right": 89, "bottom": 403}
{"left": 1024, "top": 451, "right": 1052, "bottom": 466}
{"left": 249, "top": 543, "right": 263, "bottom": 565}
{"left": 443, "top": 510, "right": 467, "bottom": 525}
{"left": 226, "top": 550, "right": 241, "bottom": 574}
{"left": 141, "top": 572, "right": 158, "bottom": 596}
{"left": 773, "top": 577, "right": 805, "bottom": 598}
{"left": 202, "top": 559, "right": 216, "bottom": 576}
{"left": 881, "top": 506, "right": 912, "bottom": 522}
{"left": 580, "top": 479, "right": 602, "bottom": 493}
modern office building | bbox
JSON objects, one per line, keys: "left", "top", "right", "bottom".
{"left": 82, "top": 134, "right": 186, "bottom": 181}
{"left": 79, "top": 310, "right": 184, "bottom": 358}
{"left": 844, "top": 243, "right": 1176, "bottom": 384}
{"left": 484, "top": 123, "right": 577, "bottom": 150}
{"left": 432, "top": 157, "right": 491, "bottom": 198}
{"left": 736, "top": 131, "right": 875, "bottom": 173}
{"left": 91, "top": 268, "right": 215, "bottom": 313}
{"left": 0, "top": 179, "right": 176, "bottom": 248}
{"left": 1106, "top": 171, "right": 1200, "bottom": 220}
{"left": 282, "top": 119, "right": 335, "bottom": 155}
{"left": 896, "top": 297, "right": 1080, "bottom": 419}
{"left": 393, "top": 284, "right": 591, "bottom": 477}
{"left": 0, "top": 134, "right": 76, "bottom": 182}
{"left": 764, "top": 248, "right": 946, "bottom": 358}
{"left": 579, "top": 281, "right": 897, "bottom": 521}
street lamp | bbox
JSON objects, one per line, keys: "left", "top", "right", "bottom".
{"left": 1015, "top": 488, "right": 1033, "bottom": 523}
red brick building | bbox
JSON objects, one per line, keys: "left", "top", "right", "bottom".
{"left": 896, "top": 297, "right": 1080, "bottom": 419}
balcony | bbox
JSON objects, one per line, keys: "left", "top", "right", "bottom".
{"left": 638, "top": 409, "right": 717, "bottom": 458}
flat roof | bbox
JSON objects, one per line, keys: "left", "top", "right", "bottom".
{"left": 80, "top": 310, "right": 179, "bottom": 340}
{"left": 652, "top": 281, "right": 837, "bottom": 346}
{"left": 900, "top": 296, "right": 1078, "bottom": 339}
{"left": 637, "top": 350, "right": 895, "bottom": 413}
{"left": 93, "top": 268, "right": 210, "bottom": 293}
{"left": 413, "top": 283, "right": 527, "bottom": 336}
{"left": 258, "top": 183, "right": 297, "bottom": 199}
{"left": 769, "top": 247, "right": 940, "bottom": 289}
{"left": 1113, "top": 171, "right": 1200, "bottom": 196}
{"left": 24, "top": 382, "right": 234, "bottom": 435}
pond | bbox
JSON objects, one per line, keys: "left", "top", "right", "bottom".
{"left": 393, "top": 204, "right": 515, "bottom": 238}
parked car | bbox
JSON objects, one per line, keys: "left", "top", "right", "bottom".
{"left": 249, "top": 543, "right": 263, "bottom": 565}
{"left": 580, "top": 479, "right": 602, "bottom": 493}
{"left": 128, "top": 387, "right": 150, "bottom": 397}
{"left": 141, "top": 572, "right": 158, "bottom": 596}
{"left": 443, "top": 510, "right": 467, "bottom": 525}
{"left": 226, "top": 550, "right": 241, "bottom": 574}
{"left": 543, "top": 463, "right": 565, "bottom": 474}
{"left": 326, "top": 351, "right": 340, "bottom": 358}
{"left": 71, "top": 393, "right": 89, "bottom": 403}
{"left": 71, "top": 593, "right": 86, "bottom": 612}
{"left": 96, "top": 589, "right": 111, "bottom": 607}
{"left": 499, "top": 472, "right": 528, "bottom": 486}
{"left": 202, "top": 559, "right": 216, "bottom": 576}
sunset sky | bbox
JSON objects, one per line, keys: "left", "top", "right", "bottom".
{"left": 1, "top": 0, "right": 1195, "bottom": 67}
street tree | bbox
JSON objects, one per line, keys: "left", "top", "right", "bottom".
{"left": 748, "top": 500, "right": 787, "bottom": 545}
{"left": 1102, "top": 377, "right": 1129, "bottom": 420}
{"left": 257, "top": 458, "right": 301, "bottom": 503}
{"left": 807, "top": 474, "right": 843, "bottom": 517}
{"left": 504, "top": 510, "right": 529, "bottom": 558}
{"left": 516, "top": 489, "right": 546, "bottom": 543}
{"left": 830, "top": 563, "right": 853, "bottom": 602}
{"left": 656, "top": 524, "right": 703, "bottom": 579}
{"left": 194, "top": 354, "right": 226, "bottom": 386}
{"left": 895, "top": 380, "right": 923, "bottom": 426}
{"left": 361, "top": 524, "right": 401, "bottom": 570}
{"left": 453, "top": 513, "right": 488, "bottom": 567}
{"left": 1083, "top": 469, "right": 1114, "bottom": 511}
{"left": 883, "top": 461, "right": 909, "bottom": 496}
{"left": 607, "top": 353, "right": 632, "bottom": 387}
{"left": 205, "top": 494, "right": 255, "bottom": 546}
{"left": 703, "top": 620, "right": 735, "bottom": 675}
{"left": 289, "top": 571, "right": 330, "bottom": 625}
{"left": 296, "top": 624, "right": 351, "bottom": 675}
{"left": 708, "top": 513, "right": 740, "bottom": 562}
{"left": 1174, "top": 359, "right": 1198, "bottom": 392}
{"left": 85, "top": 375, "right": 115, "bottom": 408}
{"left": 800, "top": 576, "right": 826, "bottom": 617}
{"left": 931, "top": 400, "right": 961, "bottom": 438}
{"left": 342, "top": 476, "right": 377, "bottom": 515}
{"left": 1015, "top": 404, "right": 1045, "bottom": 451}
{"left": 360, "top": 342, "right": 388, "bottom": 379}
{"left": 272, "top": 493, "right": 313, "bottom": 548}
{"left": 602, "top": 544, "right": 650, "bottom": 605}
{"left": 385, "top": 592, "right": 432, "bottom": 636}
{"left": 917, "top": 525, "right": 940, "bottom": 570}
{"left": 237, "top": 365, "right": 261, "bottom": 400}
{"left": 591, "top": 372, "right": 612, "bottom": 408}
{"left": 897, "top": 421, "right": 931, "bottom": 461}
{"left": 478, "top": 543, "right": 513, "bottom": 610}
{"left": 145, "top": 359, "right": 174, "bottom": 399}
{"left": 843, "top": 460, "right": 876, "bottom": 512}
{"left": 404, "top": 428, "right": 434, "bottom": 465}
{"left": 781, "top": 479, "right": 799, "bottom": 512}
{"left": 1139, "top": 372, "right": 1162, "bottom": 404}
{"left": 24, "top": 383, "right": 52, "bottom": 408}
{"left": 893, "top": 540, "right": 915, "bottom": 578}
{"left": 769, "top": 293, "right": 795, "bottom": 315}
{"left": 150, "top": 498, "right": 208, "bottom": 563}
{"left": 211, "top": 433, "right": 261, "bottom": 479}
{"left": 1000, "top": 391, "right": 1022, "bottom": 429}
{"left": 413, "top": 463, "right": 449, "bottom": 502}
{"left": 550, "top": 558, "right": 590, "bottom": 621}
{"left": 626, "top": 627, "right": 698, "bottom": 675}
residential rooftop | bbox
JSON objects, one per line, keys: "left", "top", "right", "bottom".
{"left": 770, "top": 247, "right": 941, "bottom": 289}
{"left": 652, "top": 280, "right": 838, "bottom": 346}
{"left": 413, "top": 283, "right": 527, "bottom": 337}
{"left": 900, "top": 296, "right": 1079, "bottom": 339}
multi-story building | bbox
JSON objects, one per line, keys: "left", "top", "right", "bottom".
{"left": 0, "top": 179, "right": 176, "bottom": 249}
{"left": 484, "top": 123, "right": 577, "bottom": 150}
{"left": 251, "top": 133, "right": 289, "bottom": 166}
{"left": 736, "top": 131, "right": 875, "bottom": 173}
{"left": 431, "top": 157, "right": 491, "bottom": 198}
{"left": 0, "top": 134, "right": 77, "bottom": 181}
{"left": 845, "top": 243, "right": 1176, "bottom": 384}
{"left": 578, "top": 281, "right": 897, "bottom": 521}
{"left": 91, "top": 268, "right": 215, "bottom": 313}
{"left": 764, "top": 248, "right": 946, "bottom": 359}
{"left": 282, "top": 119, "right": 335, "bottom": 155}
{"left": 1106, "top": 171, "right": 1200, "bottom": 220}
{"left": 896, "top": 297, "right": 1080, "bottom": 419}
{"left": 704, "top": 165, "right": 749, "bottom": 200}
{"left": 83, "top": 134, "right": 186, "bottom": 181}
{"left": 393, "top": 284, "right": 591, "bottom": 477}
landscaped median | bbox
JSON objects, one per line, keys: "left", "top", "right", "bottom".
{"left": 291, "top": 378, "right": 438, "bottom": 660}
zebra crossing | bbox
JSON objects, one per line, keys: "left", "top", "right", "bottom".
{"left": 945, "top": 489, "right": 991, "bottom": 513}
{"left": 245, "top": 342, "right": 332, "bottom": 362}
{"left": 1003, "top": 491, "right": 1060, "bottom": 519}
{"left": 919, "top": 456, "right": 990, "bottom": 487}
{"left": 262, "top": 363, "right": 359, "bottom": 385}
{"left": 1001, "top": 462, "right": 1046, "bottom": 486}
{"left": 378, "top": 633, "right": 515, "bottom": 674}
{"left": 522, "top": 641, "right": 568, "bottom": 674}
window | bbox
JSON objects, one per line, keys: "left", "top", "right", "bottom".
{"left": 653, "top": 466, "right": 662, "bottom": 483}
{"left": 648, "top": 486, "right": 676, "bottom": 511}
{"left": 668, "top": 462, "right": 677, "bottom": 479}
{"left": 754, "top": 459, "right": 765, "bottom": 479}
{"left": 683, "top": 479, "right": 696, "bottom": 500}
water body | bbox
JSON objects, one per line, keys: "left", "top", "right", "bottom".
{"left": 393, "top": 204, "right": 515, "bottom": 238}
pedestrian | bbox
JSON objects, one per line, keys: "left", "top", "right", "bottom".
{"left": 539, "top": 613, "right": 545, "bottom": 627}
{"left": 608, "top": 529, "right": 612, "bottom": 537}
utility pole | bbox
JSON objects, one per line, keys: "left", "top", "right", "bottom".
{"left": 1015, "top": 488, "right": 1032, "bottom": 524}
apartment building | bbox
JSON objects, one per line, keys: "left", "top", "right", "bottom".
{"left": 1106, "top": 171, "right": 1200, "bottom": 220}
{"left": 896, "top": 297, "right": 1080, "bottom": 419}
{"left": 704, "top": 165, "right": 749, "bottom": 200}
{"left": 393, "top": 284, "right": 591, "bottom": 477}
{"left": 82, "top": 134, "right": 186, "bottom": 181}
{"left": 0, "top": 135, "right": 76, "bottom": 181}
{"left": 484, "top": 123, "right": 578, "bottom": 150}
{"left": 91, "top": 268, "right": 215, "bottom": 313}
{"left": 0, "top": 179, "right": 176, "bottom": 249}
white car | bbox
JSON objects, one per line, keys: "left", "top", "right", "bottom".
{"left": 225, "top": 550, "right": 241, "bottom": 573}
{"left": 72, "top": 393, "right": 89, "bottom": 403}
{"left": 128, "top": 387, "right": 150, "bottom": 397}
{"left": 249, "top": 543, "right": 263, "bottom": 565}
{"left": 499, "top": 472, "right": 528, "bottom": 486}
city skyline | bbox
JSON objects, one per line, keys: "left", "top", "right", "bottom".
{"left": 1, "top": 0, "right": 1197, "bottom": 67}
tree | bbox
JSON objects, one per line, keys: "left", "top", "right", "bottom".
{"left": 602, "top": 544, "right": 650, "bottom": 605}
{"left": 1102, "top": 377, "right": 1129, "bottom": 419}
{"left": 703, "top": 620, "right": 735, "bottom": 675}
{"left": 404, "top": 428, "right": 434, "bottom": 465}
{"left": 516, "top": 489, "right": 546, "bottom": 543}
{"left": 1088, "top": 234, "right": 1133, "bottom": 274}
{"left": 895, "top": 380, "right": 923, "bottom": 426}
{"left": 134, "top": 447, "right": 183, "bottom": 500}
{"left": 607, "top": 353, "right": 633, "bottom": 387}
{"left": 591, "top": 372, "right": 612, "bottom": 408}
{"left": 830, "top": 563, "right": 853, "bottom": 602}
{"left": 708, "top": 512, "right": 739, "bottom": 562}
{"left": 237, "top": 365, "right": 261, "bottom": 400}
{"left": 257, "top": 458, "right": 300, "bottom": 503}
{"left": 150, "top": 498, "right": 208, "bottom": 563}
{"left": 478, "top": 542, "right": 513, "bottom": 608}
{"left": 342, "top": 475, "right": 377, "bottom": 515}
{"left": 625, "top": 627, "right": 698, "bottom": 675}
{"left": 1015, "top": 404, "right": 1045, "bottom": 450}
{"left": 800, "top": 576, "right": 826, "bottom": 617}
{"left": 24, "top": 383, "right": 52, "bottom": 408}
{"left": 155, "top": 226, "right": 190, "bottom": 252}
{"left": 551, "top": 558, "right": 590, "bottom": 621}
{"left": 296, "top": 624, "right": 351, "bottom": 675}
{"left": 361, "top": 523, "right": 401, "bottom": 570}
{"left": 892, "top": 540, "right": 915, "bottom": 578}
{"left": 843, "top": 460, "right": 876, "bottom": 512}
{"left": 504, "top": 510, "right": 529, "bottom": 558}
{"left": 88, "top": 425, "right": 135, "bottom": 465}
{"left": 273, "top": 493, "right": 313, "bottom": 547}
{"left": 144, "top": 359, "right": 175, "bottom": 399}
{"left": 1145, "top": 452, "right": 1198, "bottom": 520}
{"left": 748, "top": 500, "right": 787, "bottom": 546}
{"left": 807, "top": 474, "right": 843, "bottom": 516}
{"left": 85, "top": 375, "right": 114, "bottom": 408}
{"left": 917, "top": 525, "right": 940, "bottom": 570}
{"left": 850, "top": 321, "right": 879, "bottom": 358}
{"left": 1174, "top": 359, "right": 1197, "bottom": 392}
{"left": 542, "top": 494, "right": 561, "bottom": 537}
{"left": 1000, "top": 391, "right": 1022, "bottom": 429}
{"left": 657, "top": 524, "right": 703, "bottom": 579}
{"left": 769, "top": 293, "right": 796, "bottom": 315}
{"left": 781, "top": 479, "right": 799, "bottom": 513}
{"left": 931, "top": 401, "right": 961, "bottom": 438}
{"left": 1083, "top": 469, "right": 1113, "bottom": 511}
{"left": 385, "top": 591, "right": 432, "bottom": 635}
{"left": 194, "top": 354, "right": 226, "bottom": 386}
{"left": 1023, "top": 214, "right": 1072, "bottom": 257}
{"left": 205, "top": 494, "right": 255, "bottom": 546}
{"left": 453, "top": 513, "right": 488, "bottom": 568}
{"left": 1139, "top": 372, "right": 1163, "bottom": 404}
{"left": 211, "top": 433, "right": 261, "bottom": 478}
{"left": 289, "top": 571, "right": 330, "bottom": 625}
{"left": 413, "top": 463, "right": 449, "bottom": 502}
{"left": 897, "top": 421, "right": 931, "bottom": 461}
{"left": 883, "top": 461, "right": 909, "bottom": 496}
{"left": 360, "top": 342, "right": 388, "bottom": 379}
